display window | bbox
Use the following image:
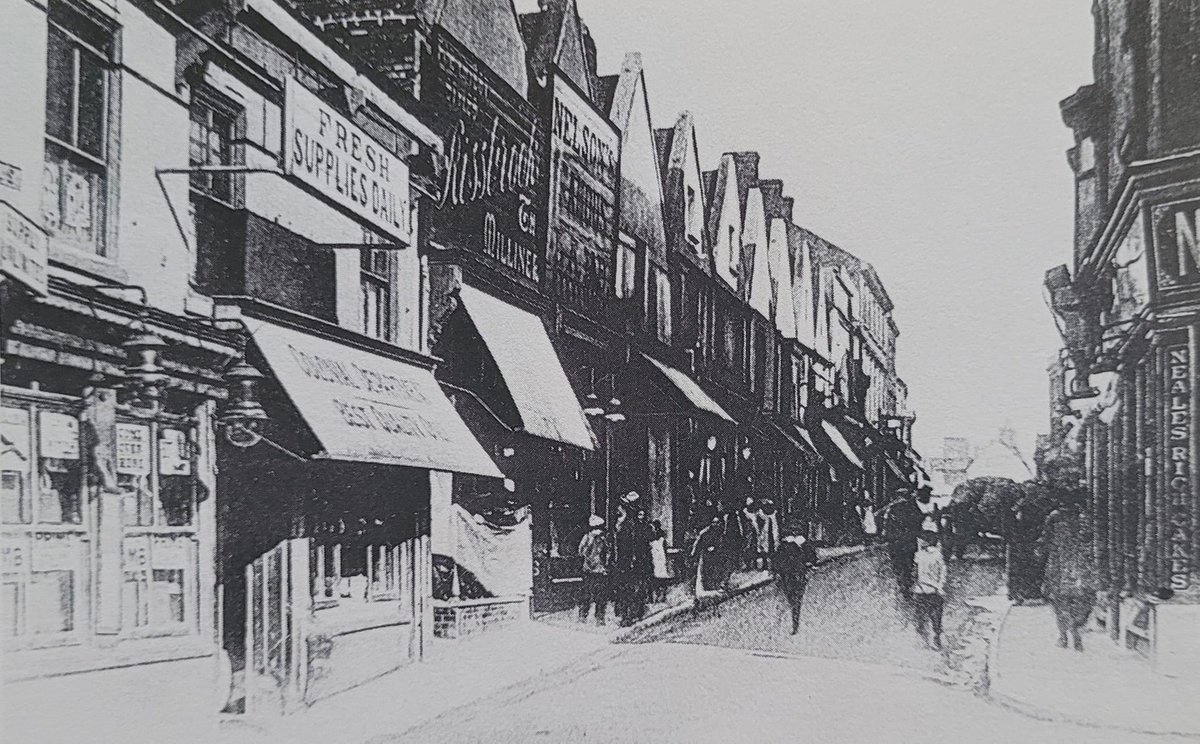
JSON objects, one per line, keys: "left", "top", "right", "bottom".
{"left": 1, "top": 388, "right": 202, "bottom": 649}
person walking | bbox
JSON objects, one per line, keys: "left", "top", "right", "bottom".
{"left": 1039, "top": 491, "right": 1097, "bottom": 651}
{"left": 739, "top": 498, "right": 760, "bottom": 570}
{"left": 882, "top": 489, "right": 925, "bottom": 598}
{"left": 577, "top": 515, "right": 611, "bottom": 625}
{"left": 911, "top": 530, "right": 948, "bottom": 649}
{"left": 755, "top": 500, "right": 781, "bottom": 570}
{"left": 691, "top": 514, "right": 725, "bottom": 610}
{"left": 650, "top": 520, "right": 670, "bottom": 603}
{"left": 774, "top": 527, "right": 819, "bottom": 635}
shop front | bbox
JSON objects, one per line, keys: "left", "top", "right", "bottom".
{"left": 2, "top": 282, "right": 238, "bottom": 739}
{"left": 217, "top": 306, "right": 502, "bottom": 713}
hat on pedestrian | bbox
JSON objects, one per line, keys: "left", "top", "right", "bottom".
{"left": 589, "top": 515, "right": 605, "bottom": 528}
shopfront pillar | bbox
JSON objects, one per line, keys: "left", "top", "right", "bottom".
{"left": 82, "top": 385, "right": 122, "bottom": 637}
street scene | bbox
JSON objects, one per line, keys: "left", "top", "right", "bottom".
{"left": 1, "top": 0, "right": 1198, "bottom": 742}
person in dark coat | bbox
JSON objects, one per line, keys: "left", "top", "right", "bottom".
{"left": 774, "top": 528, "right": 819, "bottom": 634}
{"left": 1038, "top": 491, "right": 1097, "bottom": 651}
{"left": 614, "top": 494, "right": 654, "bottom": 626}
{"left": 882, "top": 489, "right": 925, "bottom": 598}
{"left": 691, "top": 514, "right": 724, "bottom": 605}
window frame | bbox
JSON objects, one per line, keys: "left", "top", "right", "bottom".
{"left": 188, "top": 88, "right": 245, "bottom": 208}
{"left": 360, "top": 235, "right": 397, "bottom": 343}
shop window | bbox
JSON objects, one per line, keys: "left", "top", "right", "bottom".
{"left": 310, "top": 541, "right": 403, "bottom": 607}
{"left": 42, "top": 0, "right": 114, "bottom": 256}
{"left": 189, "top": 90, "right": 243, "bottom": 206}
{"left": 1, "top": 407, "right": 32, "bottom": 525}
{"left": 121, "top": 538, "right": 190, "bottom": 631}
{"left": 361, "top": 246, "right": 394, "bottom": 342}
{"left": 38, "top": 411, "right": 82, "bottom": 525}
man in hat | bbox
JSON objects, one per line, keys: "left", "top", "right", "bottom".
{"left": 614, "top": 492, "right": 653, "bottom": 625}
{"left": 577, "top": 515, "right": 610, "bottom": 625}
{"left": 774, "top": 521, "right": 819, "bottom": 635}
{"left": 882, "top": 488, "right": 925, "bottom": 599}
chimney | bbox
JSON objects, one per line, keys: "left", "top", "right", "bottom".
{"left": 732, "top": 151, "right": 760, "bottom": 182}
{"left": 581, "top": 22, "right": 598, "bottom": 77}
{"left": 782, "top": 197, "right": 794, "bottom": 222}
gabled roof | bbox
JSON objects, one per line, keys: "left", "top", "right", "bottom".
{"left": 729, "top": 151, "right": 760, "bottom": 213}
{"left": 416, "top": 0, "right": 529, "bottom": 97}
{"left": 517, "top": 0, "right": 592, "bottom": 98}
{"left": 596, "top": 74, "right": 619, "bottom": 113}
{"left": 653, "top": 127, "right": 674, "bottom": 187}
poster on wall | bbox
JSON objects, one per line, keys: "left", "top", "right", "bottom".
{"left": 158, "top": 429, "right": 191, "bottom": 477}
{"left": 116, "top": 424, "right": 151, "bottom": 476}
{"left": 423, "top": 28, "right": 545, "bottom": 287}
{"left": 38, "top": 412, "right": 79, "bottom": 460}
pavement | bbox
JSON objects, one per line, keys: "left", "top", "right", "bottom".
{"left": 988, "top": 603, "right": 1200, "bottom": 737}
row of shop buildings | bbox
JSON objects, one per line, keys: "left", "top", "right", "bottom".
{"left": 0, "top": 0, "right": 919, "bottom": 733}
{"left": 1042, "top": 0, "right": 1200, "bottom": 679}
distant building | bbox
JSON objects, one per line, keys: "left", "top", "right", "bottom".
{"left": 964, "top": 427, "right": 1034, "bottom": 484}
{"left": 928, "top": 437, "right": 974, "bottom": 496}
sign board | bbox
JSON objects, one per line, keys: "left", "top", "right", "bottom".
{"left": 1165, "top": 344, "right": 1193, "bottom": 591}
{"left": 283, "top": 79, "right": 412, "bottom": 243}
{"left": 424, "top": 28, "right": 544, "bottom": 286}
{"left": 158, "top": 428, "right": 191, "bottom": 476}
{"left": 0, "top": 200, "right": 48, "bottom": 296}
{"left": 546, "top": 72, "right": 619, "bottom": 310}
{"left": 115, "top": 423, "right": 151, "bottom": 475}
{"left": 1156, "top": 199, "right": 1200, "bottom": 287}
{"left": 38, "top": 412, "right": 79, "bottom": 460}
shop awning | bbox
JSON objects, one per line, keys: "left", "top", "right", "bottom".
{"left": 885, "top": 457, "right": 906, "bottom": 480}
{"left": 767, "top": 421, "right": 819, "bottom": 461}
{"left": 458, "top": 285, "right": 595, "bottom": 450}
{"left": 793, "top": 424, "right": 819, "bottom": 455}
{"left": 642, "top": 354, "right": 735, "bottom": 423}
{"left": 820, "top": 419, "right": 865, "bottom": 470}
{"left": 248, "top": 319, "right": 503, "bottom": 477}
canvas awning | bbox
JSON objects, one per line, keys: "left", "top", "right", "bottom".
{"left": 248, "top": 318, "right": 503, "bottom": 477}
{"left": 820, "top": 419, "right": 865, "bottom": 470}
{"left": 458, "top": 285, "right": 595, "bottom": 450}
{"left": 641, "top": 354, "right": 735, "bottom": 423}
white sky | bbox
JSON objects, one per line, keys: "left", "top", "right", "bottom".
{"left": 515, "top": 0, "right": 1096, "bottom": 460}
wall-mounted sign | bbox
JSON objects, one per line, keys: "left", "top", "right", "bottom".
{"left": 1155, "top": 199, "right": 1200, "bottom": 287}
{"left": 158, "top": 428, "right": 191, "bottom": 476}
{"left": 0, "top": 200, "right": 48, "bottom": 297}
{"left": 116, "top": 423, "right": 151, "bottom": 475}
{"left": 424, "top": 28, "right": 544, "bottom": 286}
{"left": 1165, "top": 344, "right": 1193, "bottom": 591}
{"left": 38, "top": 412, "right": 79, "bottom": 460}
{"left": 283, "top": 79, "right": 412, "bottom": 243}
{"left": 545, "top": 71, "right": 619, "bottom": 311}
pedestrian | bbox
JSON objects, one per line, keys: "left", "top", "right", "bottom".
{"left": 755, "top": 500, "right": 780, "bottom": 570}
{"left": 882, "top": 489, "right": 924, "bottom": 598}
{"left": 577, "top": 515, "right": 610, "bottom": 625}
{"left": 774, "top": 526, "right": 819, "bottom": 634}
{"left": 650, "top": 520, "right": 670, "bottom": 602}
{"left": 719, "top": 506, "right": 746, "bottom": 586}
{"left": 739, "top": 498, "right": 760, "bottom": 569}
{"left": 691, "top": 514, "right": 724, "bottom": 608}
{"left": 1038, "top": 489, "right": 1097, "bottom": 651}
{"left": 613, "top": 498, "right": 635, "bottom": 623}
{"left": 911, "top": 530, "right": 947, "bottom": 649}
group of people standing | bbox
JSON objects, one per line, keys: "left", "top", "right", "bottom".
{"left": 880, "top": 487, "right": 949, "bottom": 649}
{"left": 577, "top": 492, "right": 672, "bottom": 627}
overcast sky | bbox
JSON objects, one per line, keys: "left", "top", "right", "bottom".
{"left": 515, "top": 0, "right": 1095, "bottom": 460}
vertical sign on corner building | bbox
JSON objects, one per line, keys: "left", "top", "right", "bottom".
{"left": 546, "top": 70, "right": 619, "bottom": 314}
{"left": 1165, "top": 343, "right": 1194, "bottom": 591}
{"left": 425, "top": 28, "right": 544, "bottom": 287}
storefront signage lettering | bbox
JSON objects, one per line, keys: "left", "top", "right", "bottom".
{"left": 0, "top": 200, "right": 48, "bottom": 297}
{"left": 123, "top": 539, "right": 150, "bottom": 573}
{"left": 425, "top": 28, "right": 544, "bottom": 286}
{"left": 547, "top": 74, "right": 619, "bottom": 305}
{"left": 151, "top": 536, "right": 190, "bottom": 570}
{"left": 38, "top": 412, "right": 79, "bottom": 460}
{"left": 1166, "top": 345, "right": 1193, "bottom": 591}
{"left": 116, "top": 423, "right": 151, "bottom": 475}
{"left": 283, "top": 79, "right": 411, "bottom": 243}
{"left": 1, "top": 542, "right": 26, "bottom": 573}
{"left": 32, "top": 532, "right": 76, "bottom": 572}
{"left": 1156, "top": 201, "right": 1200, "bottom": 286}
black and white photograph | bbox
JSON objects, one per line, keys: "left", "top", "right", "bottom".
{"left": 1, "top": 0, "right": 1198, "bottom": 742}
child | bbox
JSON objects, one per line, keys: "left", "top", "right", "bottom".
{"left": 912, "top": 530, "right": 948, "bottom": 649}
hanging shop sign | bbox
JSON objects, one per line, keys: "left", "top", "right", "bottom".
{"left": 1165, "top": 344, "right": 1193, "bottom": 591}
{"left": 545, "top": 71, "right": 619, "bottom": 308}
{"left": 424, "top": 27, "right": 544, "bottom": 286}
{"left": 1155, "top": 199, "right": 1200, "bottom": 288}
{"left": 0, "top": 200, "right": 48, "bottom": 297}
{"left": 283, "top": 79, "right": 412, "bottom": 243}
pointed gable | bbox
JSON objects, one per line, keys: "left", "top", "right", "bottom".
{"left": 745, "top": 186, "right": 771, "bottom": 317}
{"left": 707, "top": 155, "right": 743, "bottom": 293}
{"left": 421, "top": 0, "right": 529, "bottom": 97}
{"left": 520, "top": 0, "right": 591, "bottom": 96}
{"left": 608, "top": 52, "right": 667, "bottom": 266}
{"left": 789, "top": 224, "right": 818, "bottom": 350}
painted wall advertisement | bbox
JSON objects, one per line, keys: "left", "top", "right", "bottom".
{"left": 1155, "top": 198, "right": 1200, "bottom": 288}
{"left": 1165, "top": 344, "right": 1194, "bottom": 591}
{"left": 283, "top": 79, "right": 412, "bottom": 243}
{"left": 546, "top": 71, "right": 619, "bottom": 308}
{"left": 0, "top": 200, "right": 48, "bottom": 297}
{"left": 424, "top": 28, "right": 544, "bottom": 287}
